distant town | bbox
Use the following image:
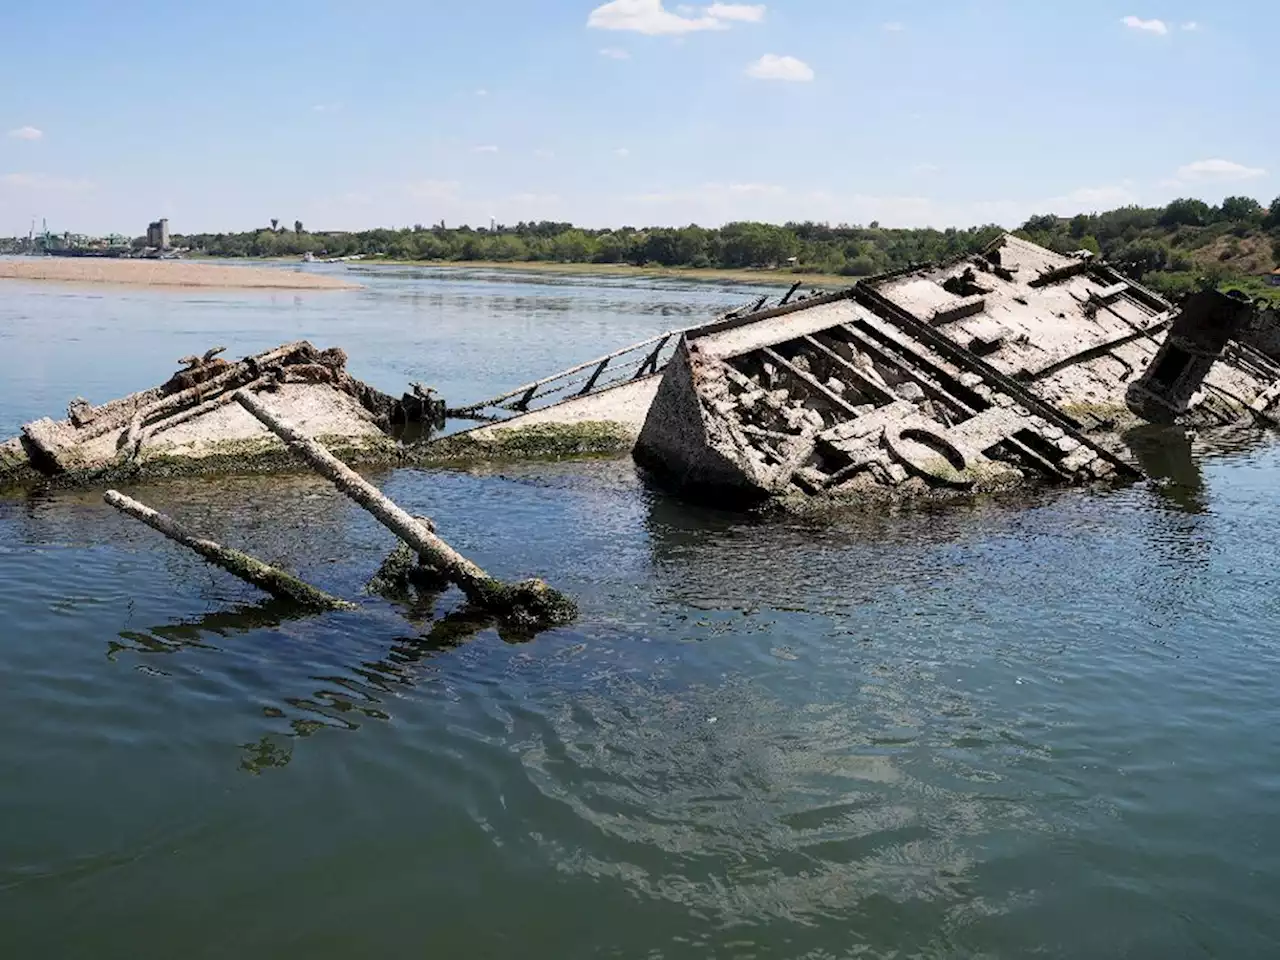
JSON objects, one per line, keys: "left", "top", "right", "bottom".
{"left": 0, "top": 218, "right": 179, "bottom": 259}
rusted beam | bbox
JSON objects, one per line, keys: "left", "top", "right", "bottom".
{"left": 104, "top": 490, "right": 355, "bottom": 611}
{"left": 234, "top": 390, "right": 577, "bottom": 628}
{"left": 800, "top": 335, "right": 896, "bottom": 404}
{"left": 760, "top": 347, "right": 863, "bottom": 417}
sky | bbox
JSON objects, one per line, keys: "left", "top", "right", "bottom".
{"left": 0, "top": 0, "right": 1275, "bottom": 235}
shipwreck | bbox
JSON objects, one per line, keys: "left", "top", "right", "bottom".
{"left": 630, "top": 235, "right": 1280, "bottom": 505}
{"left": 4, "top": 234, "right": 1279, "bottom": 514}
{"left": 0, "top": 341, "right": 444, "bottom": 490}
{"left": 435, "top": 233, "right": 1280, "bottom": 508}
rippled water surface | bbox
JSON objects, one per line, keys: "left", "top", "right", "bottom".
{"left": 2, "top": 266, "right": 1280, "bottom": 958}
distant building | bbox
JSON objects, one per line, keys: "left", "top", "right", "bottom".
{"left": 1270, "top": 268, "right": 1280, "bottom": 288}
{"left": 146, "top": 218, "right": 170, "bottom": 249}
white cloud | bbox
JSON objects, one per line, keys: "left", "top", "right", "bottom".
{"left": 472, "top": 145, "right": 500, "bottom": 154}
{"left": 599, "top": 47, "right": 632, "bottom": 59}
{"left": 615, "top": 147, "right": 631, "bottom": 157}
{"left": 1181, "top": 21, "right": 1199, "bottom": 30}
{"left": 588, "top": 0, "right": 722, "bottom": 35}
{"left": 533, "top": 148, "right": 555, "bottom": 159}
{"left": 882, "top": 22, "right": 906, "bottom": 32}
{"left": 1121, "top": 15, "right": 1168, "bottom": 35}
{"left": 474, "top": 88, "right": 489, "bottom": 97}
{"left": 707, "top": 3, "right": 765, "bottom": 22}
{"left": 311, "top": 102, "right": 342, "bottom": 113}
{"left": 911, "top": 162, "right": 941, "bottom": 175}
{"left": 7, "top": 126, "right": 43, "bottom": 141}
{"left": 746, "top": 54, "right": 814, "bottom": 82}
{"left": 1174, "top": 158, "right": 1267, "bottom": 182}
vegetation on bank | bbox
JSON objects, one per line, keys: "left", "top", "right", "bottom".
{"left": 6, "top": 195, "right": 1279, "bottom": 302}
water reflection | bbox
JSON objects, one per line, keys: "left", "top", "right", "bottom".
{"left": 1126, "top": 425, "right": 1207, "bottom": 514}
{"left": 110, "top": 580, "right": 543, "bottom": 774}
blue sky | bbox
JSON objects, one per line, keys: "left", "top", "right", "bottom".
{"left": 0, "top": 0, "right": 1274, "bottom": 235}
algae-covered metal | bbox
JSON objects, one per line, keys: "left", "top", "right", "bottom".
{"left": 634, "top": 234, "right": 1280, "bottom": 505}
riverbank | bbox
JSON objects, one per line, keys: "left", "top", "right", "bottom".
{"left": 355, "top": 258, "right": 850, "bottom": 288}
{"left": 0, "top": 257, "right": 359, "bottom": 290}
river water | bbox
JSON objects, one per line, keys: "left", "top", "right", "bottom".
{"left": 2, "top": 264, "right": 1279, "bottom": 958}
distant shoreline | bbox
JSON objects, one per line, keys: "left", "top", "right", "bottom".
{"left": 0, "top": 256, "right": 359, "bottom": 290}
{"left": 354, "top": 258, "right": 849, "bottom": 288}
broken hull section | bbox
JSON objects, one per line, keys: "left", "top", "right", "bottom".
{"left": 0, "top": 342, "right": 423, "bottom": 493}
{"left": 636, "top": 234, "right": 1280, "bottom": 508}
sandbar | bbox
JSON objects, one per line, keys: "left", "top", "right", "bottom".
{"left": 0, "top": 256, "right": 359, "bottom": 290}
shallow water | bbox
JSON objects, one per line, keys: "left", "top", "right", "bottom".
{"left": 2, "top": 267, "right": 1280, "bottom": 958}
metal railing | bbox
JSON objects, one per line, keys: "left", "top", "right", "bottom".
{"left": 447, "top": 327, "right": 691, "bottom": 421}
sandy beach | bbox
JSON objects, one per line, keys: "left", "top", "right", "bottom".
{"left": 0, "top": 256, "right": 359, "bottom": 290}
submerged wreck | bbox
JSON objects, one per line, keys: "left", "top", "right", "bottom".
{"left": 0, "top": 341, "right": 443, "bottom": 490}
{"left": 631, "top": 235, "right": 1280, "bottom": 505}
{"left": 4, "top": 234, "right": 1278, "bottom": 516}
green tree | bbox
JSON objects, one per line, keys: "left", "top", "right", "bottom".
{"left": 1219, "top": 196, "right": 1264, "bottom": 223}
{"left": 1159, "top": 198, "right": 1211, "bottom": 227}
{"left": 550, "top": 229, "right": 593, "bottom": 262}
{"left": 250, "top": 230, "right": 278, "bottom": 257}
{"left": 294, "top": 220, "right": 304, "bottom": 234}
{"left": 1112, "top": 238, "right": 1169, "bottom": 277}
{"left": 1263, "top": 198, "right": 1280, "bottom": 230}
{"left": 1022, "top": 214, "right": 1060, "bottom": 234}
{"left": 593, "top": 232, "right": 629, "bottom": 263}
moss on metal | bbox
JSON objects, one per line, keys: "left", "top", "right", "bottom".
{"left": 0, "top": 433, "right": 400, "bottom": 497}
{"left": 412, "top": 421, "right": 635, "bottom": 464}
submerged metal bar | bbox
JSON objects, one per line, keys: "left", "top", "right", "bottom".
{"left": 104, "top": 490, "right": 355, "bottom": 610}
{"left": 234, "top": 391, "right": 577, "bottom": 627}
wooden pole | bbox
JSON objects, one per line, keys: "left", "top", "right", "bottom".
{"left": 233, "top": 390, "right": 576, "bottom": 628}
{"left": 104, "top": 489, "right": 355, "bottom": 611}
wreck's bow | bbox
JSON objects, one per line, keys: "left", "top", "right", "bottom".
{"left": 0, "top": 342, "right": 427, "bottom": 491}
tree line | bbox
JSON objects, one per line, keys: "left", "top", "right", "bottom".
{"left": 173, "top": 194, "right": 1280, "bottom": 284}
{"left": 6, "top": 195, "right": 1277, "bottom": 298}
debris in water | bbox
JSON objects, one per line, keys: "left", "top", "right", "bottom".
{"left": 103, "top": 489, "right": 355, "bottom": 611}
{"left": 235, "top": 389, "right": 578, "bottom": 629}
